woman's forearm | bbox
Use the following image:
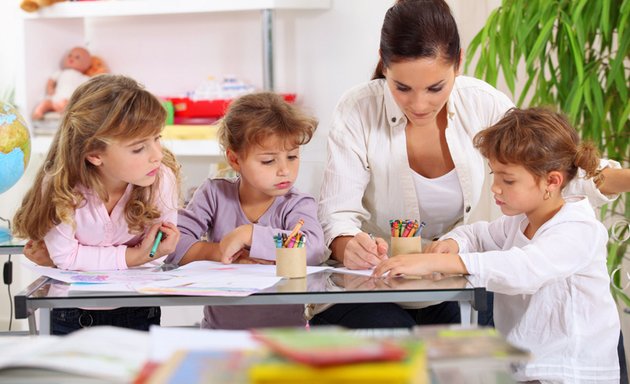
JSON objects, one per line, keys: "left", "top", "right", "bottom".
{"left": 330, "top": 236, "right": 353, "bottom": 263}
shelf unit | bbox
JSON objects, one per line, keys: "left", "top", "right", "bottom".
{"left": 32, "top": 135, "right": 223, "bottom": 159}
{"left": 17, "top": 0, "right": 331, "bottom": 157}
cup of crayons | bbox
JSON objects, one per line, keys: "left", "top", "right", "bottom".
{"left": 275, "top": 219, "right": 307, "bottom": 279}
{"left": 389, "top": 219, "right": 426, "bottom": 257}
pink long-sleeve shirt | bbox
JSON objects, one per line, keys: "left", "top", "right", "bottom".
{"left": 44, "top": 165, "right": 178, "bottom": 271}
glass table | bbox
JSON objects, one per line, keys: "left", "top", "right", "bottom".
{"left": 15, "top": 269, "right": 487, "bottom": 335}
{"left": 0, "top": 238, "right": 26, "bottom": 255}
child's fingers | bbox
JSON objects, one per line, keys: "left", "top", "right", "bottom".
{"left": 160, "top": 221, "right": 177, "bottom": 231}
{"left": 372, "top": 260, "right": 389, "bottom": 277}
{"left": 375, "top": 238, "right": 389, "bottom": 260}
{"left": 159, "top": 224, "right": 179, "bottom": 241}
{"left": 146, "top": 223, "right": 161, "bottom": 240}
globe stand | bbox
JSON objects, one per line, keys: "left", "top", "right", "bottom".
{"left": 0, "top": 217, "right": 10, "bottom": 243}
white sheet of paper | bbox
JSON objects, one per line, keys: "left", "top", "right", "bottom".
{"left": 332, "top": 267, "right": 376, "bottom": 277}
{"left": 23, "top": 261, "right": 174, "bottom": 284}
{"left": 149, "top": 326, "right": 259, "bottom": 363}
{"left": 0, "top": 326, "right": 148, "bottom": 382}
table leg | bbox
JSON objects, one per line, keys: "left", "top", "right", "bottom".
{"left": 39, "top": 308, "right": 51, "bottom": 335}
{"left": 27, "top": 310, "right": 37, "bottom": 335}
{"left": 459, "top": 301, "right": 475, "bottom": 326}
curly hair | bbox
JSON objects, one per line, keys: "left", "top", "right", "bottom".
{"left": 14, "top": 74, "right": 181, "bottom": 240}
{"left": 473, "top": 107, "right": 600, "bottom": 187}
{"left": 217, "top": 92, "right": 317, "bottom": 157}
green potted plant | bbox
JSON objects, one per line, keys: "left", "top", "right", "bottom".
{"left": 466, "top": 0, "right": 629, "bottom": 304}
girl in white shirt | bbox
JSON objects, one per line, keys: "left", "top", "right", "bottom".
{"left": 374, "top": 107, "right": 620, "bottom": 383}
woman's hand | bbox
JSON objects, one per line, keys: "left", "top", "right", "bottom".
{"left": 219, "top": 224, "right": 253, "bottom": 264}
{"left": 342, "top": 232, "right": 389, "bottom": 270}
{"left": 423, "top": 239, "right": 459, "bottom": 254}
{"left": 23, "top": 240, "right": 55, "bottom": 267}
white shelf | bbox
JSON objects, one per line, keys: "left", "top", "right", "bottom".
{"left": 23, "top": 0, "right": 331, "bottom": 18}
{"left": 32, "top": 136, "right": 223, "bottom": 160}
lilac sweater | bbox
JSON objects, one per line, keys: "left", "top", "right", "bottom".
{"left": 166, "top": 177, "right": 326, "bottom": 329}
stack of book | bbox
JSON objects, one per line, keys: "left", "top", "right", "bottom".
{"left": 249, "top": 327, "right": 427, "bottom": 384}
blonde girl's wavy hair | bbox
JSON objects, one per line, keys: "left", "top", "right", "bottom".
{"left": 473, "top": 107, "right": 601, "bottom": 187}
{"left": 13, "top": 74, "right": 181, "bottom": 241}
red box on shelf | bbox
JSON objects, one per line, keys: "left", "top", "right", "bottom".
{"left": 166, "top": 94, "right": 296, "bottom": 118}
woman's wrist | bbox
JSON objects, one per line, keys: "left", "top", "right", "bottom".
{"left": 330, "top": 236, "right": 353, "bottom": 263}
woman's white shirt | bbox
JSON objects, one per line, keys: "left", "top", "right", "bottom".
{"left": 412, "top": 168, "right": 463, "bottom": 240}
{"left": 319, "top": 76, "right": 620, "bottom": 247}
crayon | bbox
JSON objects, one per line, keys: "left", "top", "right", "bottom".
{"left": 284, "top": 218, "right": 304, "bottom": 247}
{"left": 408, "top": 222, "right": 420, "bottom": 237}
{"left": 149, "top": 231, "right": 163, "bottom": 258}
{"left": 414, "top": 221, "right": 427, "bottom": 237}
{"left": 401, "top": 221, "right": 415, "bottom": 237}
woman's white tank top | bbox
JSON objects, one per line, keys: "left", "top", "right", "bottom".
{"left": 411, "top": 168, "right": 464, "bottom": 240}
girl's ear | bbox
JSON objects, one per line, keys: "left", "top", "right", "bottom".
{"left": 546, "top": 171, "right": 564, "bottom": 193}
{"left": 85, "top": 152, "right": 103, "bottom": 167}
{"left": 226, "top": 148, "right": 240, "bottom": 173}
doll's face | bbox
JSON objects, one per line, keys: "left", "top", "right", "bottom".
{"left": 63, "top": 47, "right": 91, "bottom": 73}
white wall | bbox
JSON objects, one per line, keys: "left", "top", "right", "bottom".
{"left": 0, "top": 0, "right": 504, "bottom": 330}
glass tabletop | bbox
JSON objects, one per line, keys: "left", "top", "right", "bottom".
{"left": 0, "top": 237, "right": 26, "bottom": 254}
{"left": 21, "top": 269, "right": 475, "bottom": 299}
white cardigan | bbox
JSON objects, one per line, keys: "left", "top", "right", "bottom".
{"left": 452, "top": 197, "right": 620, "bottom": 382}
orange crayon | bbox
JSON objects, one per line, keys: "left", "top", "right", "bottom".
{"left": 284, "top": 218, "right": 304, "bottom": 247}
{"left": 408, "top": 222, "right": 420, "bottom": 237}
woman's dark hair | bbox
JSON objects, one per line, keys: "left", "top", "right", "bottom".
{"left": 372, "top": 0, "right": 461, "bottom": 79}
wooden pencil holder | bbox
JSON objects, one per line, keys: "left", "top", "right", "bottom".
{"left": 276, "top": 247, "right": 307, "bottom": 279}
{"left": 390, "top": 237, "right": 422, "bottom": 257}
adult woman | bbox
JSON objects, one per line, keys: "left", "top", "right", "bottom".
{"left": 310, "top": 0, "right": 623, "bottom": 329}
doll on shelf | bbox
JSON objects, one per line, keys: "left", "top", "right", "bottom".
{"left": 32, "top": 46, "right": 92, "bottom": 120}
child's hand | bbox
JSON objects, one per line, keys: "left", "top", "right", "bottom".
{"left": 372, "top": 253, "right": 468, "bottom": 277}
{"left": 46, "top": 79, "right": 56, "bottom": 95}
{"left": 125, "top": 222, "right": 179, "bottom": 267}
{"left": 372, "top": 254, "right": 430, "bottom": 277}
{"left": 153, "top": 222, "right": 179, "bottom": 258}
{"left": 423, "top": 239, "right": 459, "bottom": 254}
{"left": 219, "top": 224, "right": 253, "bottom": 264}
{"left": 24, "top": 240, "right": 55, "bottom": 267}
{"left": 232, "top": 249, "right": 275, "bottom": 265}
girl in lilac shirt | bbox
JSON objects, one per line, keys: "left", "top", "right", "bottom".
{"left": 14, "top": 75, "right": 181, "bottom": 334}
{"left": 165, "top": 92, "right": 326, "bottom": 329}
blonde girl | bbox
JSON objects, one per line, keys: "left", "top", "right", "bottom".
{"left": 15, "top": 74, "right": 181, "bottom": 334}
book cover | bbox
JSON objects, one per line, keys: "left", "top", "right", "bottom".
{"left": 249, "top": 341, "right": 427, "bottom": 384}
{"left": 147, "top": 349, "right": 257, "bottom": 384}
{"left": 250, "top": 327, "right": 407, "bottom": 367}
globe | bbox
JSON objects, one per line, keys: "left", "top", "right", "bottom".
{"left": 0, "top": 101, "right": 31, "bottom": 242}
